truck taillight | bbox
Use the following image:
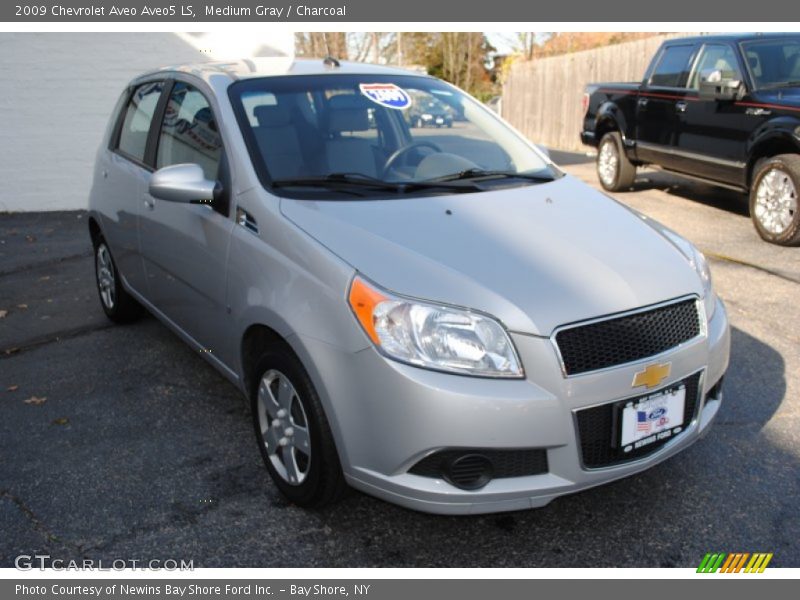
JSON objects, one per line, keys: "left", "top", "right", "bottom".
{"left": 581, "top": 92, "right": 590, "bottom": 115}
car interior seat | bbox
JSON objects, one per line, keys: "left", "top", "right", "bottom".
{"left": 324, "top": 95, "right": 379, "bottom": 178}
{"left": 252, "top": 104, "right": 307, "bottom": 180}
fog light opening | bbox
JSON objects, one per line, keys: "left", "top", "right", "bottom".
{"left": 442, "top": 454, "right": 494, "bottom": 490}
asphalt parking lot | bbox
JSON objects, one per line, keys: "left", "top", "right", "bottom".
{"left": 1, "top": 153, "right": 799, "bottom": 568}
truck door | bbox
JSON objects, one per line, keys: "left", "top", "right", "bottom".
{"left": 635, "top": 43, "right": 698, "bottom": 170}
{"left": 676, "top": 42, "right": 765, "bottom": 188}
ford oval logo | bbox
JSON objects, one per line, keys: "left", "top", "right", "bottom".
{"left": 648, "top": 407, "right": 667, "bottom": 421}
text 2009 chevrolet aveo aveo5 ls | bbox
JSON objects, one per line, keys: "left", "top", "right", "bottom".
{"left": 88, "top": 58, "right": 730, "bottom": 514}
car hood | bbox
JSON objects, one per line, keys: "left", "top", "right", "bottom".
{"left": 280, "top": 175, "right": 703, "bottom": 336}
{"left": 752, "top": 87, "right": 800, "bottom": 107}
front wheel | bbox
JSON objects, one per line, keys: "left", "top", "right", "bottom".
{"left": 251, "top": 346, "right": 346, "bottom": 508}
{"left": 749, "top": 155, "right": 800, "bottom": 246}
{"left": 597, "top": 132, "right": 636, "bottom": 192}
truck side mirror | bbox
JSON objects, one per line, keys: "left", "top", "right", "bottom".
{"left": 698, "top": 68, "right": 743, "bottom": 101}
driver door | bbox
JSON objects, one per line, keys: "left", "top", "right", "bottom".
{"left": 138, "top": 80, "right": 236, "bottom": 368}
{"left": 676, "top": 42, "right": 763, "bottom": 187}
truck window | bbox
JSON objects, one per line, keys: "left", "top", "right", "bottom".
{"left": 689, "top": 44, "right": 742, "bottom": 89}
{"left": 649, "top": 45, "right": 695, "bottom": 88}
{"left": 742, "top": 38, "right": 800, "bottom": 89}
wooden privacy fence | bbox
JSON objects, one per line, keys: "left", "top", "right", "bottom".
{"left": 501, "top": 34, "right": 693, "bottom": 152}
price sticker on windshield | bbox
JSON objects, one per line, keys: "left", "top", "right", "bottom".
{"left": 359, "top": 83, "right": 412, "bottom": 110}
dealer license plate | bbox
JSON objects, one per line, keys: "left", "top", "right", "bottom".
{"left": 619, "top": 386, "right": 686, "bottom": 450}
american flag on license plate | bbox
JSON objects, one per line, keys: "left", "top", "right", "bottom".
{"left": 637, "top": 411, "right": 651, "bottom": 433}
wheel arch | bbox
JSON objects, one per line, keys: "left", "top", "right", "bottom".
{"left": 595, "top": 102, "right": 628, "bottom": 144}
{"left": 88, "top": 215, "right": 103, "bottom": 246}
{"left": 238, "top": 319, "right": 351, "bottom": 468}
{"left": 747, "top": 123, "right": 800, "bottom": 186}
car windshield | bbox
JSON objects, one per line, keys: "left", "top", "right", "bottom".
{"left": 228, "top": 73, "right": 557, "bottom": 196}
{"left": 741, "top": 37, "right": 800, "bottom": 89}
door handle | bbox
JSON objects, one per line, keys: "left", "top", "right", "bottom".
{"left": 236, "top": 206, "right": 258, "bottom": 234}
{"left": 675, "top": 101, "right": 688, "bottom": 112}
{"left": 637, "top": 97, "right": 649, "bottom": 108}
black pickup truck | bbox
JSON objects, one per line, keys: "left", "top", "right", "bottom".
{"left": 581, "top": 34, "right": 800, "bottom": 246}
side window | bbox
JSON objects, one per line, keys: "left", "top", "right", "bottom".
{"left": 689, "top": 45, "right": 742, "bottom": 89}
{"left": 116, "top": 82, "right": 163, "bottom": 162}
{"left": 156, "top": 82, "right": 222, "bottom": 180}
{"left": 649, "top": 45, "right": 696, "bottom": 88}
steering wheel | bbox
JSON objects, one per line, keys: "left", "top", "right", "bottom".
{"left": 382, "top": 141, "right": 442, "bottom": 178}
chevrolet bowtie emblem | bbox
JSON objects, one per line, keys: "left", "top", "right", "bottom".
{"left": 632, "top": 363, "right": 672, "bottom": 389}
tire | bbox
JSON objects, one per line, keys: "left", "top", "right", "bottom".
{"left": 93, "top": 237, "right": 143, "bottom": 323}
{"left": 749, "top": 154, "right": 800, "bottom": 246}
{"left": 251, "top": 345, "right": 346, "bottom": 508}
{"left": 597, "top": 132, "right": 636, "bottom": 192}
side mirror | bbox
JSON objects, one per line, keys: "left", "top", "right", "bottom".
{"left": 149, "top": 163, "right": 217, "bottom": 205}
{"left": 698, "top": 68, "right": 743, "bottom": 101}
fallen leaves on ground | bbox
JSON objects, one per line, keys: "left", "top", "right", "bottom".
{"left": 7, "top": 385, "right": 19, "bottom": 392}
{"left": 52, "top": 417, "right": 69, "bottom": 426}
{"left": 0, "top": 309, "right": 7, "bottom": 318}
{"left": 16, "top": 304, "right": 28, "bottom": 309}
{"left": 23, "top": 396, "right": 46, "bottom": 405}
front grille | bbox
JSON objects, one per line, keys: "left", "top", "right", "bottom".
{"left": 409, "top": 448, "right": 548, "bottom": 480}
{"left": 576, "top": 372, "right": 702, "bottom": 468}
{"left": 555, "top": 298, "right": 701, "bottom": 376}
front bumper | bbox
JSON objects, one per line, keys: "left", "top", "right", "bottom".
{"left": 297, "top": 296, "right": 730, "bottom": 515}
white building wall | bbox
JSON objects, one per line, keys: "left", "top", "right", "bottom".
{"left": 0, "top": 32, "right": 291, "bottom": 212}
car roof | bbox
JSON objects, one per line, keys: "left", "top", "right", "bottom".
{"left": 663, "top": 32, "right": 800, "bottom": 46}
{"left": 133, "top": 57, "right": 432, "bottom": 93}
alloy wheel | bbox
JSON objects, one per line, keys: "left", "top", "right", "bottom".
{"left": 256, "top": 369, "right": 312, "bottom": 485}
{"left": 754, "top": 167, "right": 798, "bottom": 235}
{"left": 95, "top": 243, "right": 116, "bottom": 310}
{"left": 598, "top": 138, "right": 619, "bottom": 187}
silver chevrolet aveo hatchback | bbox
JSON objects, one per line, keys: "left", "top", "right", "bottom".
{"left": 88, "top": 58, "right": 730, "bottom": 514}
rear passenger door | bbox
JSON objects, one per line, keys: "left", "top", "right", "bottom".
{"left": 635, "top": 43, "right": 698, "bottom": 170}
{"left": 137, "top": 80, "right": 236, "bottom": 370}
{"left": 101, "top": 81, "right": 164, "bottom": 295}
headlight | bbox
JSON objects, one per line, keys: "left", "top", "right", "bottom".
{"left": 348, "top": 277, "right": 524, "bottom": 378}
{"left": 662, "top": 230, "right": 717, "bottom": 320}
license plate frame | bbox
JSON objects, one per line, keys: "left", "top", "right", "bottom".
{"left": 615, "top": 385, "right": 687, "bottom": 452}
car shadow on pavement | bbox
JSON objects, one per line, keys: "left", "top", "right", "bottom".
{"left": 632, "top": 170, "right": 750, "bottom": 218}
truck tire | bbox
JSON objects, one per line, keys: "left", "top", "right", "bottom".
{"left": 597, "top": 132, "right": 636, "bottom": 192}
{"left": 749, "top": 154, "right": 800, "bottom": 246}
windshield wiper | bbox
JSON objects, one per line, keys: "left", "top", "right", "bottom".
{"left": 428, "top": 168, "right": 556, "bottom": 184}
{"left": 272, "top": 172, "right": 481, "bottom": 194}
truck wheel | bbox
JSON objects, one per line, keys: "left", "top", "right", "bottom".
{"left": 750, "top": 155, "right": 800, "bottom": 246}
{"left": 251, "top": 345, "right": 347, "bottom": 508}
{"left": 93, "top": 237, "right": 143, "bottom": 323}
{"left": 597, "top": 132, "right": 636, "bottom": 192}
